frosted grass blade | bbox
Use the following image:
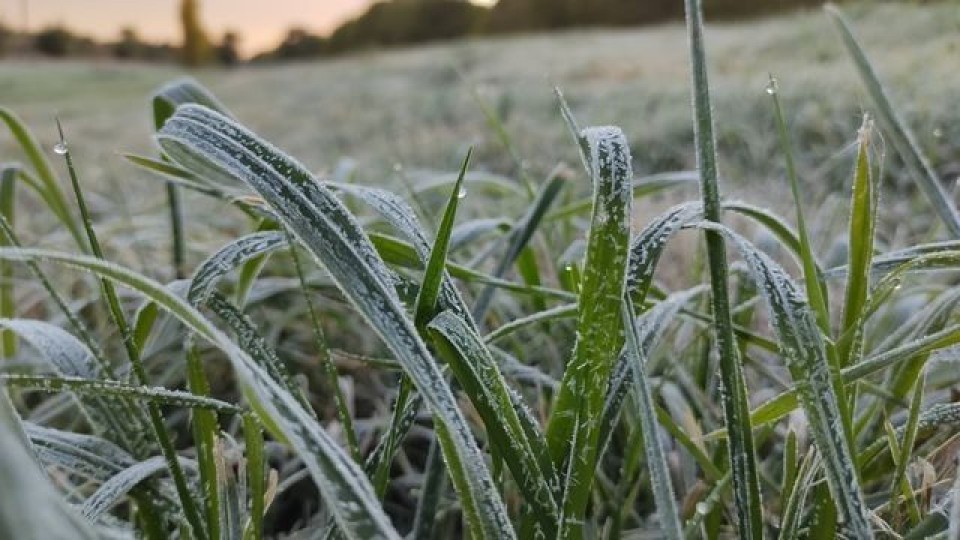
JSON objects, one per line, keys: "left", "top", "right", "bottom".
{"left": 621, "top": 300, "right": 682, "bottom": 540}
{"left": 683, "top": 0, "right": 762, "bottom": 534}
{"left": 544, "top": 126, "right": 632, "bottom": 538}
{"left": 695, "top": 221, "right": 872, "bottom": 537}
{"left": 156, "top": 105, "right": 514, "bottom": 539}
{"left": 80, "top": 456, "right": 193, "bottom": 522}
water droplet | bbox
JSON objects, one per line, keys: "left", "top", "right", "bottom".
{"left": 765, "top": 77, "right": 779, "bottom": 95}
{"left": 933, "top": 128, "right": 944, "bottom": 139}
{"left": 695, "top": 502, "right": 710, "bottom": 515}
{"left": 457, "top": 187, "right": 467, "bottom": 199}
{"left": 393, "top": 163, "right": 403, "bottom": 173}
{"left": 53, "top": 141, "right": 68, "bottom": 155}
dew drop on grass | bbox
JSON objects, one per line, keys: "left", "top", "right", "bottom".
{"left": 765, "top": 77, "right": 779, "bottom": 95}
{"left": 53, "top": 141, "right": 68, "bottom": 155}
{"left": 457, "top": 187, "right": 467, "bottom": 199}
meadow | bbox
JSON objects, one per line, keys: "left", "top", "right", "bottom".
{"left": 1, "top": 0, "right": 960, "bottom": 538}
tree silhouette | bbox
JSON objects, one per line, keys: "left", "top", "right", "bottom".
{"left": 180, "top": 0, "right": 211, "bottom": 66}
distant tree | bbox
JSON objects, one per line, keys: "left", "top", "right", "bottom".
{"left": 35, "top": 26, "right": 74, "bottom": 56}
{"left": 112, "top": 27, "right": 143, "bottom": 59}
{"left": 180, "top": 0, "right": 212, "bottom": 66}
{"left": 216, "top": 31, "right": 241, "bottom": 65}
{"left": 272, "top": 28, "right": 326, "bottom": 59}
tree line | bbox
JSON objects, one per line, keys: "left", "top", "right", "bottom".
{"left": 0, "top": 0, "right": 848, "bottom": 64}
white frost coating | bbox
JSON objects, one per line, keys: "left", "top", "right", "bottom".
{"left": 693, "top": 221, "right": 873, "bottom": 537}
{"left": 80, "top": 455, "right": 192, "bottom": 521}
{"left": 187, "top": 231, "right": 286, "bottom": 306}
{"left": 156, "top": 105, "right": 514, "bottom": 539}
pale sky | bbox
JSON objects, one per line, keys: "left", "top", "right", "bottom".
{"left": 0, "top": 0, "right": 393, "bottom": 56}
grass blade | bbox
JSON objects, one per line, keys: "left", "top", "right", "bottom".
{"left": 825, "top": 4, "right": 960, "bottom": 238}
{"left": 683, "top": 0, "right": 763, "bottom": 534}
{"left": 0, "top": 166, "right": 15, "bottom": 358}
{"left": 544, "top": 126, "right": 633, "bottom": 537}
{"left": 621, "top": 300, "right": 682, "bottom": 540}
{"left": 696, "top": 221, "right": 872, "bottom": 537}
{"left": 157, "top": 105, "right": 514, "bottom": 538}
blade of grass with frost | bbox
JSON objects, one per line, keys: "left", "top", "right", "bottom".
{"left": 683, "top": 0, "right": 762, "bottom": 533}
{"left": 415, "top": 149, "right": 470, "bottom": 329}
{"left": 0, "top": 108, "right": 85, "bottom": 250}
{"left": 450, "top": 218, "right": 511, "bottom": 251}
{"left": 543, "top": 126, "right": 632, "bottom": 538}
{"left": 889, "top": 377, "right": 924, "bottom": 525}
{"left": 471, "top": 168, "right": 566, "bottom": 323}
{"left": 695, "top": 221, "right": 872, "bottom": 537}
{"left": 80, "top": 455, "right": 196, "bottom": 522}
{"left": 778, "top": 449, "right": 821, "bottom": 540}
{"left": 152, "top": 78, "right": 233, "bottom": 279}
{"left": 598, "top": 287, "right": 706, "bottom": 459}
{"left": 0, "top": 393, "right": 100, "bottom": 540}
{"left": 839, "top": 119, "right": 877, "bottom": 369}
{"left": 0, "top": 248, "right": 401, "bottom": 539}
{"left": 0, "top": 374, "right": 241, "bottom": 413}
{"left": 428, "top": 310, "right": 560, "bottom": 536}
{"left": 484, "top": 302, "right": 578, "bottom": 343}
{"left": 548, "top": 173, "right": 699, "bottom": 223}
{"left": 621, "top": 301, "right": 682, "bottom": 540}
{"left": 767, "top": 75, "right": 831, "bottom": 332}
{"left": 0, "top": 319, "right": 154, "bottom": 454}
{"left": 156, "top": 105, "right": 515, "bottom": 539}
{"left": 242, "top": 414, "right": 266, "bottom": 540}
{"left": 825, "top": 4, "right": 960, "bottom": 238}
{"left": 27, "top": 424, "right": 137, "bottom": 482}
{"left": 186, "top": 343, "right": 223, "bottom": 540}
{"left": 58, "top": 123, "right": 208, "bottom": 540}
{"left": 0, "top": 166, "right": 15, "bottom": 357}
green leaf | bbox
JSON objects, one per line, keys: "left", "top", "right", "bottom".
{"left": 156, "top": 105, "right": 513, "bottom": 539}
{"left": 0, "top": 166, "right": 15, "bottom": 358}
{"left": 544, "top": 126, "right": 633, "bottom": 537}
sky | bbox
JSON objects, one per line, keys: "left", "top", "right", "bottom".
{"left": 0, "top": 0, "right": 443, "bottom": 56}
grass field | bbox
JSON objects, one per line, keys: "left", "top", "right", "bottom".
{"left": 3, "top": 1, "right": 960, "bottom": 538}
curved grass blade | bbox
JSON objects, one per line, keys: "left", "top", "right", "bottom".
{"left": 621, "top": 300, "right": 682, "bottom": 540}
{"left": 156, "top": 105, "right": 513, "bottom": 538}
{"left": 695, "top": 221, "right": 872, "bottom": 537}
{"left": 0, "top": 392, "right": 100, "bottom": 539}
{"left": 544, "top": 126, "right": 632, "bottom": 537}
{"left": 683, "top": 0, "right": 762, "bottom": 534}
{"left": 0, "top": 247, "right": 401, "bottom": 540}
{"left": 825, "top": 4, "right": 960, "bottom": 238}
{"left": 428, "top": 310, "right": 559, "bottom": 536}
{"left": 483, "top": 302, "right": 578, "bottom": 343}
{"left": 80, "top": 455, "right": 194, "bottom": 522}
{"left": 186, "top": 231, "right": 287, "bottom": 306}
{"left": 26, "top": 423, "right": 136, "bottom": 483}
{"left": 0, "top": 108, "right": 85, "bottom": 250}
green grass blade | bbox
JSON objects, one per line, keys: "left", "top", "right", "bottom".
{"left": 825, "top": 4, "right": 960, "bottom": 238}
{"left": 0, "top": 393, "right": 100, "bottom": 539}
{"left": 79, "top": 455, "right": 193, "bottom": 522}
{"left": 0, "top": 166, "right": 16, "bottom": 358}
{"left": 157, "top": 105, "right": 514, "bottom": 539}
{"left": 544, "top": 126, "right": 632, "bottom": 537}
{"left": 0, "top": 108, "right": 85, "bottom": 250}
{"left": 627, "top": 202, "right": 702, "bottom": 299}
{"left": 242, "top": 414, "right": 266, "bottom": 540}
{"left": 838, "top": 120, "right": 877, "bottom": 368}
{"left": 778, "top": 449, "right": 821, "bottom": 540}
{"left": 0, "top": 247, "right": 401, "bottom": 539}
{"left": 767, "top": 76, "right": 831, "bottom": 333}
{"left": 427, "top": 310, "right": 559, "bottom": 536}
{"left": 186, "top": 344, "right": 221, "bottom": 540}
{"left": 187, "top": 231, "right": 287, "bottom": 306}
{"left": 621, "top": 300, "right": 682, "bottom": 540}
{"left": 889, "top": 376, "right": 924, "bottom": 526}
{"left": 414, "top": 149, "right": 470, "bottom": 329}
{"left": 683, "top": 0, "right": 763, "bottom": 534}
{"left": 484, "top": 302, "right": 578, "bottom": 343}
{"left": 697, "top": 221, "right": 872, "bottom": 537}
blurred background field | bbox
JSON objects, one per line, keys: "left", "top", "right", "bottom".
{"left": 2, "top": 2, "right": 959, "bottom": 275}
